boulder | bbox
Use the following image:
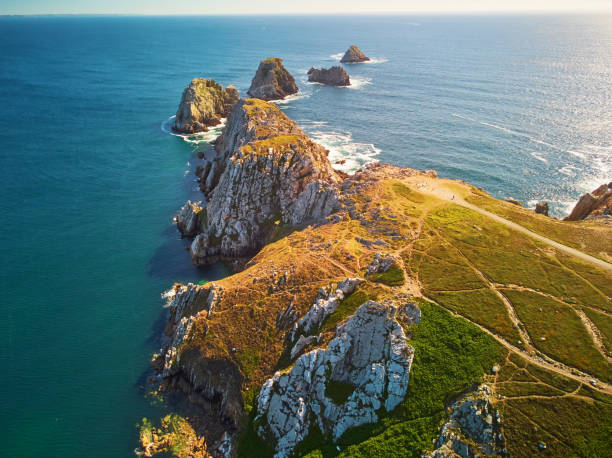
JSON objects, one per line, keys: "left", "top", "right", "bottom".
{"left": 340, "top": 45, "right": 370, "bottom": 63}
{"left": 565, "top": 183, "right": 612, "bottom": 221}
{"left": 307, "top": 66, "right": 350, "bottom": 86}
{"left": 173, "top": 78, "right": 238, "bottom": 134}
{"left": 505, "top": 197, "right": 523, "bottom": 207}
{"left": 247, "top": 58, "right": 298, "bottom": 101}
{"left": 535, "top": 201, "right": 549, "bottom": 216}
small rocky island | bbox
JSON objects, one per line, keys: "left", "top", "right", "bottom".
{"left": 340, "top": 45, "right": 370, "bottom": 63}
{"left": 247, "top": 57, "right": 298, "bottom": 101}
{"left": 307, "top": 66, "right": 350, "bottom": 86}
{"left": 173, "top": 78, "right": 238, "bottom": 134}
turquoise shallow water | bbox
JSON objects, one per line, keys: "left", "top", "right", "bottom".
{"left": 0, "top": 14, "right": 610, "bottom": 457}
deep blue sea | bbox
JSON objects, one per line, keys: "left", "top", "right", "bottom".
{"left": 0, "top": 14, "right": 610, "bottom": 457}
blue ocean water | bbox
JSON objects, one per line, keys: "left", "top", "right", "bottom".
{"left": 0, "top": 14, "right": 610, "bottom": 457}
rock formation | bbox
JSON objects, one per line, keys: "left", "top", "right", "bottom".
{"left": 173, "top": 78, "right": 238, "bottom": 134}
{"left": 365, "top": 252, "right": 397, "bottom": 277}
{"left": 307, "top": 66, "right": 350, "bottom": 86}
{"left": 256, "top": 300, "right": 416, "bottom": 457}
{"left": 565, "top": 182, "right": 612, "bottom": 221}
{"left": 535, "top": 201, "right": 549, "bottom": 216}
{"left": 504, "top": 197, "right": 522, "bottom": 206}
{"left": 180, "top": 98, "right": 341, "bottom": 265}
{"left": 340, "top": 45, "right": 370, "bottom": 63}
{"left": 427, "top": 384, "right": 505, "bottom": 457}
{"left": 247, "top": 58, "right": 298, "bottom": 101}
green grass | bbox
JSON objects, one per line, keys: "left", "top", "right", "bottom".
{"left": 582, "top": 307, "right": 612, "bottom": 353}
{"left": 368, "top": 265, "right": 405, "bottom": 286}
{"left": 504, "top": 290, "right": 611, "bottom": 383}
{"left": 320, "top": 288, "right": 380, "bottom": 333}
{"left": 428, "top": 289, "right": 521, "bottom": 344}
{"left": 497, "top": 382, "right": 564, "bottom": 397}
{"left": 326, "top": 380, "right": 356, "bottom": 405}
{"left": 236, "top": 348, "right": 263, "bottom": 378}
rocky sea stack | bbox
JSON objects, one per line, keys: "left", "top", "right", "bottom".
{"left": 307, "top": 66, "right": 350, "bottom": 86}
{"left": 565, "top": 182, "right": 612, "bottom": 222}
{"left": 177, "top": 98, "right": 341, "bottom": 265}
{"left": 340, "top": 45, "right": 370, "bottom": 63}
{"left": 173, "top": 78, "right": 238, "bottom": 134}
{"left": 247, "top": 57, "right": 298, "bottom": 101}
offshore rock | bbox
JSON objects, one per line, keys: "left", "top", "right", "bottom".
{"left": 173, "top": 78, "right": 238, "bottom": 134}
{"left": 189, "top": 98, "right": 341, "bottom": 265}
{"left": 256, "top": 300, "right": 415, "bottom": 457}
{"left": 427, "top": 384, "right": 504, "bottom": 458}
{"left": 176, "top": 200, "right": 204, "bottom": 237}
{"left": 340, "top": 45, "right": 370, "bottom": 63}
{"left": 307, "top": 66, "right": 350, "bottom": 86}
{"left": 565, "top": 182, "right": 612, "bottom": 221}
{"left": 247, "top": 58, "right": 298, "bottom": 101}
{"left": 535, "top": 201, "right": 549, "bottom": 216}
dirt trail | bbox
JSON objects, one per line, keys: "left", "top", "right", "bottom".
{"left": 410, "top": 177, "right": 612, "bottom": 272}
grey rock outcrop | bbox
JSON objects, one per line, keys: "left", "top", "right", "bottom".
{"left": 247, "top": 58, "right": 298, "bottom": 101}
{"left": 427, "top": 384, "right": 505, "bottom": 458}
{"left": 307, "top": 66, "right": 350, "bottom": 86}
{"left": 173, "top": 78, "right": 238, "bottom": 134}
{"left": 187, "top": 98, "right": 341, "bottom": 265}
{"left": 176, "top": 200, "right": 204, "bottom": 237}
{"left": 565, "top": 182, "right": 612, "bottom": 221}
{"left": 365, "top": 252, "right": 396, "bottom": 277}
{"left": 340, "top": 45, "right": 370, "bottom": 63}
{"left": 535, "top": 201, "right": 549, "bottom": 216}
{"left": 256, "top": 300, "right": 415, "bottom": 457}
{"left": 290, "top": 277, "right": 362, "bottom": 340}
{"left": 504, "top": 197, "right": 522, "bottom": 207}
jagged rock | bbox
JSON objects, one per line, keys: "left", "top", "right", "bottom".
{"left": 307, "top": 66, "right": 350, "bottom": 86}
{"left": 365, "top": 252, "right": 396, "bottom": 277}
{"left": 256, "top": 300, "right": 415, "bottom": 457}
{"left": 291, "top": 278, "right": 362, "bottom": 340}
{"left": 188, "top": 99, "right": 341, "bottom": 265}
{"left": 565, "top": 183, "right": 612, "bottom": 221}
{"left": 504, "top": 197, "right": 522, "bottom": 207}
{"left": 398, "top": 302, "right": 421, "bottom": 325}
{"left": 247, "top": 58, "right": 298, "bottom": 101}
{"left": 290, "top": 335, "right": 318, "bottom": 360}
{"left": 426, "top": 384, "right": 505, "bottom": 458}
{"left": 176, "top": 200, "right": 204, "bottom": 237}
{"left": 535, "top": 201, "right": 549, "bottom": 216}
{"left": 173, "top": 78, "right": 238, "bottom": 134}
{"left": 340, "top": 45, "right": 370, "bottom": 63}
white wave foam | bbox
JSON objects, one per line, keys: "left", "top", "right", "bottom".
{"left": 161, "top": 287, "right": 176, "bottom": 307}
{"left": 301, "top": 126, "right": 381, "bottom": 174}
{"left": 161, "top": 115, "right": 226, "bottom": 145}
{"left": 347, "top": 76, "right": 372, "bottom": 89}
{"left": 329, "top": 53, "right": 388, "bottom": 64}
{"left": 559, "top": 164, "right": 578, "bottom": 176}
{"left": 530, "top": 152, "right": 548, "bottom": 163}
{"left": 452, "top": 113, "right": 585, "bottom": 158}
{"left": 270, "top": 92, "right": 310, "bottom": 105}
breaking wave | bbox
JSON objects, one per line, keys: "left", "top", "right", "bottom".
{"left": 161, "top": 115, "right": 225, "bottom": 145}
{"left": 298, "top": 120, "right": 381, "bottom": 174}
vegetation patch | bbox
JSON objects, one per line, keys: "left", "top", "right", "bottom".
{"left": 368, "top": 264, "right": 405, "bottom": 286}
{"left": 326, "top": 379, "right": 356, "bottom": 405}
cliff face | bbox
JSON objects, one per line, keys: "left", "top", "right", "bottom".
{"left": 307, "top": 66, "right": 350, "bottom": 86}
{"left": 174, "top": 78, "right": 238, "bottom": 134}
{"left": 247, "top": 58, "right": 298, "bottom": 101}
{"left": 340, "top": 45, "right": 370, "bottom": 63}
{"left": 565, "top": 182, "right": 612, "bottom": 222}
{"left": 183, "top": 98, "right": 341, "bottom": 265}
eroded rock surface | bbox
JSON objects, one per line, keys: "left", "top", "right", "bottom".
{"left": 307, "top": 66, "right": 350, "bottom": 86}
{"left": 187, "top": 98, "right": 341, "bottom": 265}
{"left": 173, "top": 78, "right": 238, "bottom": 134}
{"left": 176, "top": 200, "right": 204, "bottom": 237}
{"left": 247, "top": 58, "right": 298, "bottom": 101}
{"left": 365, "top": 252, "right": 396, "bottom": 277}
{"left": 427, "top": 384, "right": 505, "bottom": 458}
{"left": 256, "top": 300, "right": 415, "bottom": 457}
{"left": 340, "top": 45, "right": 370, "bottom": 63}
{"left": 565, "top": 182, "right": 612, "bottom": 222}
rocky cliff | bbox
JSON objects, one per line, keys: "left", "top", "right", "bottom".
{"left": 565, "top": 182, "right": 612, "bottom": 222}
{"left": 247, "top": 58, "right": 298, "bottom": 101}
{"left": 307, "top": 66, "right": 350, "bottom": 86}
{"left": 340, "top": 45, "right": 370, "bottom": 63}
{"left": 173, "top": 78, "right": 238, "bottom": 134}
{"left": 180, "top": 98, "right": 341, "bottom": 265}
